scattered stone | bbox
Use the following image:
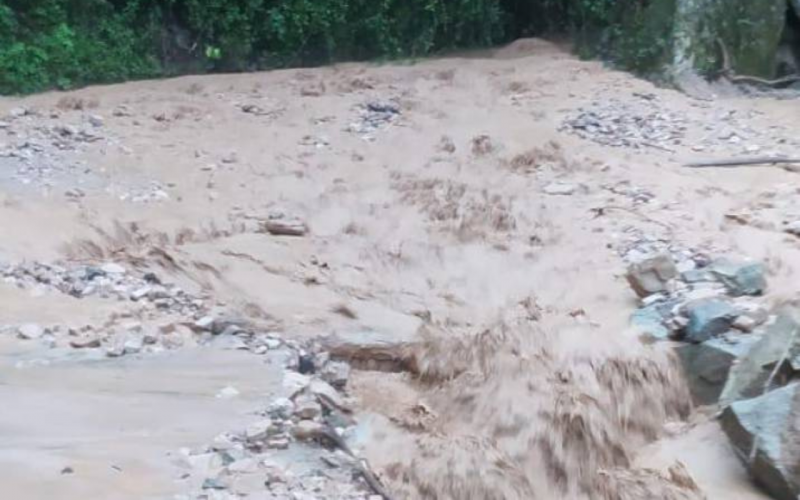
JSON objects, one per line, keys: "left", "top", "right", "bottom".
{"left": 297, "top": 353, "right": 315, "bottom": 374}
{"left": 542, "top": 181, "right": 577, "bottom": 196}
{"left": 733, "top": 315, "right": 758, "bottom": 333}
{"left": 216, "top": 386, "right": 240, "bottom": 399}
{"left": 266, "top": 438, "right": 290, "bottom": 450}
{"left": 61, "top": 466, "right": 74, "bottom": 475}
{"left": 268, "top": 398, "right": 295, "bottom": 420}
{"left": 202, "top": 478, "right": 229, "bottom": 491}
{"left": 785, "top": 221, "right": 800, "bottom": 236}
{"left": 721, "top": 383, "right": 800, "bottom": 500}
{"left": 684, "top": 299, "right": 738, "bottom": 343}
{"left": 626, "top": 253, "right": 679, "bottom": 298}
{"left": 88, "top": 115, "right": 104, "bottom": 127}
{"left": 263, "top": 213, "right": 308, "bottom": 237}
{"left": 69, "top": 336, "right": 102, "bottom": 349}
{"left": 631, "top": 305, "right": 671, "bottom": 340}
{"left": 320, "top": 361, "right": 351, "bottom": 389}
{"left": 292, "top": 420, "right": 324, "bottom": 441}
{"left": 710, "top": 257, "right": 766, "bottom": 297}
{"left": 100, "top": 263, "right": 126, "bottom": 275}
{"left": 16, "top": 323, "right": 44, "bottom": 340}
{"left": 309, "top": 379, "right": 348, "bottom": 412}
{"left": 245, "top": 419, "right": 274, "bottom": 442}
{"left": 293, "top": 394, "right": 322, "bottom": 420}
{"left": 283, "top": 372, "right": 311, "bottom": 398}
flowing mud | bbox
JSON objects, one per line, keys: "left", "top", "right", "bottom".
{"left": 2, "top": 38, "right": 797, "bottom": 498}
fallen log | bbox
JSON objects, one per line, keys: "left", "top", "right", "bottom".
{"left": 684, "top": 157, "right": 800, "bottom": 168}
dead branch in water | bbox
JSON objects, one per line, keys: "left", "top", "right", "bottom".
{"left": 684, "top": 157, "right": 800, "bottom": 168}
{"left": 716, "top": 38, "right": 800, "bottom": 88}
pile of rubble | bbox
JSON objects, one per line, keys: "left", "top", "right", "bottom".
{"left": 178, "top": 342, "right": 388, "bottom": 500}
{"left": 0, "top": 107, "right": 111, "bottom": 190}
{"left": 561, "top": 95, "right": 688, "bottom": 151}
{"left": 562, "top": 94, "right": 799, "bottom": 156}
{"left": 626, "top": 250, "right": 800, "bottom": 500}
{"left": 347, "top": 101, "right": 400, "bottom": 141}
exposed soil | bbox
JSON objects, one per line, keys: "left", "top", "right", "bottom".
{"left": 2, "top": 37, "right": 797, "bottom": 499}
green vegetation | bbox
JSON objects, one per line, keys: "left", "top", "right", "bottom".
{"left": 0, "top": 0, "right": 630, "bottom": 94}
{"left": 1, "top": 0, "right": 787, "bottom": 94}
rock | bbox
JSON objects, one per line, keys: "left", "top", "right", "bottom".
{"left": 216, "top": 386, "right": 240, "bottom": 399}
{"left": 100, "top": 263, "right": 126, "bottom": 275}
{"left": 721, "top": 383, "right": 800, "bottom": 500}
{"left": 309, "top": 379, "right": 348, "bottom": 412}
{"left": 626, "top": 253, "right": 678, "bottom": 298}
{"left": 266, "top": 438, "right": 290, "bottom": 450}
{"left": 69, "top": 336, "right": 102, "bottom": 349}
{"left": 733, "top": 315, "right": 758, "bottom": 333}
{"left": 194, "top": 316, "right": 216, "bottom": 331}
{"left": 297, "top": 353, "right": 315, "bottom": 374}
{"left": 320, "top": 361, "right": 351, "bottom": 389}
{"left": 785, "top": 221, "right": 800, "bottom": 237}
{"left": 88, "top": 115, "right": 104, "bottom": 127}
{"left": 268, "top": 398, "right": 295, "bottom": 420}
{"left": 542, "top": 181, "right": 577, "bottom": 196}
{"left": 292, "top": 420, "right": 324, "bottom": 441}
{"left": 677, "top": 334, "right": 760, "bottom": 405}
{"left": 227, "top": 457, "right": 258, "bottom": 474}
{"left": 684, "top": 299, "right": 738, "bottom": 343}
{"left": 263, "top": 217, "right": 308, "bottom": 237}
{"left": 16, "top": 323, "right": 44, "bottom": 340}
{"left": 202, "top": 477, "right": 229, "bottom": 490}
{"left": 245, "top": 419, "right": 274, "bottom": 442}
{"left": 630, "top": 305, "right": 670, "bottom": 340}
{"left": 283, "top": 372, "right": 311, "bottom": 398}
{"left": 681, "top": 268, "right": 715, "bottom": 283}
{"left": 293, "top": 394, "right": 322, "bottom": 420}
{"left": 123, "top": 335, "right": 144, "bottom": 354}
{"left": 321, "top": 329, "right": 417, "bottom": 372}
{"left": 722, "top": 308, "right": 800, "bottom": 406}
{"left": 710, "top": 257, "right": 766, "bottom": 297}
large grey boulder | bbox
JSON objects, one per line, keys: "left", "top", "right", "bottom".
{"left": 721, "top": 383, "right": 800, "bottom": 500}
{"left": 721, "top": 308, "right": 800, "bottom": 407}
{"left": 678, "top": 334, "right": 760, "bottom": 405}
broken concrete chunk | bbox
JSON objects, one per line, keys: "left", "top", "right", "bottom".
{"left": 721, "top": 383, "right": 800, "bottom": 500}
{"left": 710, "top": 257, "right": 766, "bottom": 297}
{"left": 626, "top": 253, "right": 678, "bottom": 298}
{"left": 684, "top": 299, "right": 738, "bottom": 343}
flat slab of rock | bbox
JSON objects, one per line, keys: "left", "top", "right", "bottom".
{"left": 721, "top": 383, "right": 800, "bottom": 500}
{"left": 626, "top": 253, "right": 678, "bottom": 298}
{"left": 320, "top": 329, "right": 417, "bottom": 372}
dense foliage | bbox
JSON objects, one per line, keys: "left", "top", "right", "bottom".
{"left": 0, "top": 0, "right": 630, "bottom": 94}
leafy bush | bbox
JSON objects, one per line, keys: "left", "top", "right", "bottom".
{"left": 0, "top": 0, "right": 651, "bottom": 94}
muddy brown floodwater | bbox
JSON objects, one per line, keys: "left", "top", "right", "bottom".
{"left": 1, "top": 37, "right": 796, "bottom": 499}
